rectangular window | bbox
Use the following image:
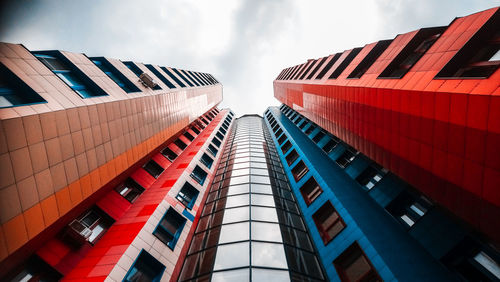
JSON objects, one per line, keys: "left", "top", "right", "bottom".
{"left": 115, "top": 178, "right": 145, "bottom": 203}
{"left": 307, "top": 56, "right": 328, "bottom": 79}
{"left": 191, "top": 126, "right": 200, "bottom": 135}
{"left": 212, "top": 137, "right": 222, "bottom": 148}
{"left": 291, "top": 160, "right": 309, "bottom": 182}
{"left": 336, "top": 148, "right": 357, "bottom": 168}
{"left": 66, "top": 206, "right": 114, "bottom": 245}
{"left": 207, "top": 144, "right": 218, "bottom": 157}
{"left": 0, "top": 63, "right": 46, "bottom": 108}
{"left": 316, "top": 53, "right": 342, "bottom": 79}
{"left": 348, "top": 40, "right": 393, "bottom": 79}
{"left": 174, "top": 139, "right": 188, "bottom": 150}
{"left": 281, "top": 140, "right": 292, "bottom": 154}
{"left": 124, "top": 250, "right": 166, "bottom": 282}
{"left": 275, "top": 128, "right": 283, "bottom": 138}
{"left": 200, "top": 153, "right": 214, "bottom": 169}
{"left": 356, "top": 164, "right": 388, "bottom": 190}
{"left": 313, "top": 201, "right": 345, "bottom": 244}
{"left": 34, "top": 52, "right": 106, "bottom": 98}
{"left": 154, "top": 208, "right": 187, "bottom": 249}
{"left": 91, "top": 57, "right": 140, "bottom": 93}
{"left": 299, "top": 59, "right": 319, "bottom": 80}
{"left": 123, "top": 61, "right": 162, "bottom": 90}
{"left": 322, "top": 138, "right": 339, "bottom": 153}
{"left": 143, "top": 160, "right": 164, "bottom": 178}
{"left": 160, "top": 67, "right": 186, "bottom": 87}
{"left": 145, "top": 64, "right": 176, "bottom": 88}
{"left": 8, "top": 255, "right": 62, "bottom": 282}
{"left": 172, "top": 68, "right": 194, "bottom": 87}
{"left": 300, "top": 177, "right": 323, "bottom": 205}
{"left": 328, "top": 48, "right": 363, "bottom": 79}
{"left": 277, "top": 134, "right": 287, "bottom": 145}
{"left": 191, "top": 165, "right": 208, "bottom": 185}
{"left": 299, "top": 121, "right": 308, "bottom": 130}
{"left": 162, "top": 147, "right": 178, "bottom": 162}
{"left": 216, "top": 132, "right": 224, "bottom": 140}
{"left": 176, "top": 182, "right": 200, "bottom": 209}
{"left": 334, "top": 242, "right": 381, "bottom": 281}
{"left": 285, "top": 149, "right": 299, "bottom": 166}
{"left": 386, "top": 192, "right": 432, "bottom": 228}
{"left": 312, "top": 131, "right": 326, "bottom": 144}
{"left": 305, "top": 125, "right": 316, "bottom": 135}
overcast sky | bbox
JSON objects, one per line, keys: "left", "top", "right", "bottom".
{"left": 0, "top": 0, "right": 495, "bottom": 116}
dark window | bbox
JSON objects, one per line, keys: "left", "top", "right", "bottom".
{"left": 275, "top": 128, "right": 283, "bottom": 137}
{"left": 183, "top": 131, "right": 195, "bottom": 141}
{"left": 386, "top": 192, "right": 432, "bottom": 228}
{"left": 286, "top": 149, "right": 299, "bottom": 166}
{"left": 91, "top": 57, "right": 140, "bottom": 93}
{"left": 336, "top": 148, "right": 357, "bottom": 168}
{"left": 300, "top": 177, "right": 323, "bottom": 206}
{"left": 34, "top": 52, "right": 106, "bottom": 98}
{"left": 216, "top": 132, "right": 224, "bottom": 140}
{"left": 191, "top": 126, "right": 200, "bottom": 135}
{"left": 299, "top": 59, "right": 319, "bottom": 80}
{"left": 281, "top": 140, "right": 292, "bottom": 154}
{"left": 160, "top": 67, "right": 186, "bottom": 87}
{"left": 183, "top": 70, "right": 202, "bottom": 86}
{"left": 176, "top": 182, "right": 199, "bottom": 209}
{"left": 7, "top": 255, "right": 62, "bottom": 282}
{"left": 312, "top": 131, "right": 326, "bottom": 144}
{"left": 200, "top": 153, "right": 214, "bottom": 169}
{"left": 291, "top": 160, "right": 309, "bottom": 182}
{"left": 322, "top": 138, "right": 339, "bottom": 153}
{"left": 307, "top": 56, "right": 329, "bottom": 79}
{"left": 277, "top": 134, "right": 287, "bottom": 145}
{"left": 313, "top": 201, "right": 344, "bottom": 244}
{"left": 0, "top": 63, "right": 46, "bottom": 108}
{"left": 334, "top": 242, "right": 381, "bottom": 282}
{"left": 356, "top": 164, "right": 388, "bottom": 190}
{"left": 66, "top": 206, "right": 114, "bottom": 245}
{"left": 207, "top": 144, "right": 218, "bottom": 157}
{"left": 172, "top": 68, "right": 194, "bottom": 87}
{"left": 305, "top": 125, "right": 316, "bottom": 135}
{"left": 294, "top": 117, "right": 302, "bottom": 125}
{"left": 145, "top": 64, "right": 176, "bottom": 88}
{"left": 436, "top": 11, "right": 500, "bottom": 78}
{"left": 123, "top": 61, "right": 143, "bottom": 77}
{"left": 115, "top": 178, "right": 145, "bottom": 203}
{"left": 299, "top": 121, "right": 308, "bottom": 130}
{"left": 124, "top": 250, "right": 166, "bottom": 282}
{"left": 379, "top": 27, "right": 445, "bottom": 78}
{"left": 153, "top": 208, "right": 187, "bottom": 249}
{"left": 162, "top": 147, "right": 178, "bottom": 162}
{"left": 174, "top": 139, "right": 188, "bottom": 150}
{"left": 143, "top": 160, "right": 164, "bottom": 178}
{"left": 316, "top": 53, "right": 342, "bottom": 79}
{"left": 328, "top": 48, "right": 363, "bottom": 79}
{"left": 201, "top": 117, "right": 209, "bottom": 125}
{"left": 191, "top": 165, "right": 208, "bottom": 185}
{"left": 212, "top": 137, "right": 222, "bottom": 148}
{"left": 348, "top": 40, "right": 393, "bottom": 78}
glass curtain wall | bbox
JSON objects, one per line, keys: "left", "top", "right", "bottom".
{"left": 179, "top": 115, "right": 325, "bottom": 281}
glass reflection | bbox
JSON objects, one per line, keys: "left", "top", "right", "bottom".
{"left": 219, "top": 222, "right": 249, "bottom": 243}
{"left": 252, "top": 269, "right": 290, "bottom": 282}
{"left": 213, "top": 242, "right": 249, "bottom": 270}
{"left": 212, "top": 268, "right": 250, "bottom": 282}
{"left": 252, "top": 206, "right": 279, "bottom": 222}
{"left": 225, "top": 194, "right": 250, "bottom": 208}
{"left": 227, "top": 184, "right": 250, "bottom": 195}
{"left": 251, "top": 194, "right": 275, "bottom": 207}
{"left": 252, "top": 242, "right": 288, "bottom": 269}
{"left": 251, "top": 222, "right": 282, "bottom": 242}
{"left": 251, "top": 184, "right": 272, "bottom": 194}
{"left": 222, "top": 206, "right": 249, "bottom": 224}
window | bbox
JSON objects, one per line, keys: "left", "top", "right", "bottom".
{"left": 291, "top": 160, "right": 309, "bottom": 182}
{"left": 69, "top": 206, "right": 114, "bottom": 244}
{"left": 312, "top": 131, "right": 326, "bottom": 144}
{"left": 145, "top": 64, "right": 176, "bottom": 88}
{"left": 123, "top": 61, "right": 162, "bottom": 90}
{"left": 115, "top": 178, "right": 145, "bottom": 203}
{"left": 275, "top": 128, "right": 283, "bottom": 137}
{"left": 316, "top": 53, "right": 342, "bottom": 79}
{"left": 298, "top": 121, "right": 308, "bottom": 130}
{"left": 313, "top": 201, "right": 345, "bottom": 244}
{"left": 8, "top": 255, "right": 62, "bottom": 282}
{"left": 207, "top": 144, "right": 218, "bottom": 157}
{"left": 328, "top": 48, "right": 362, "bottom": 79}
{"left": 153, "top": 208, "right": 187, "bottom": 249}
{"left": 379, "top": 27, "right": 445, "bottom": 78}
{"left": 91, "top": 57, "right": 140, "bottom": 93}
{"left": 322, "top": 138, "right": 339, "bottom": 153}
{"left": 334, "top": 242, "right": 381, "bottom": 282}
{"left": 182, "top": 70, "right": 201, "bottom": 86}
{"left": 299, "top": 59, "right": 319, "bottom": 80}
{"left": 200, "top": 153, "right": 214, "bottom": 169}
{"left": 281, "top": 140, "right": 292, "bottom": 154}
{"left": 307, "top": 56, "right": 328, "bottom": 79}
{"left": 336, "top": 148, "right": 357, "bottom": 168}
{"left": 201, "top": 117, "right": 209, "bottom": 125}
{"left": 348, "top": 40, "right": 393, "bottom": 79}
{"left": 124, "top": 250, "right": 166, "bottom": 282}
{"left": 160, "top": 67, "right": 186, "bottom": 87}
{"left": 285, "top": 149, "right": 299, "bottom": 166}
{"left": 143, "top": 160, "right": 164, "bottom": 178}
{"left": 174, "top": 139, "right": 188, "bottom": 150}
{"left": 386, "top": 192, "right": 432, "bottom": 228}
{"left": 216, "top": 132, "right": 224, "bottom": 140}
{"left": 0, "top": 63, "right": 46, "bottom": 108}
{"left": 183, "top": 131, "right": 195, "bottom": 141}
{"left": 172, "top": 68, "right": 194, "bottom": 87}
{"left": 277, "top": 134, "right": 287, "bottom": 145}
{"left": 356, "top": 164, "right": 388, "bottom": 190}
{"left": 176, "top": 182, "right": 199, "bottom": 209}
{"left": 162, "top": 147, "right": 178, "bottom": 162}
{"left": 34, "top": 52, "right": 106, "bottom": 98}
{"left": 191, "top": 165, "right": 208, "bottom": 185}
{"left": 305, "top": 124, "right": 316, "bottom": 135}
{"left": 300, "top": 177, "right": 323, "bottom": 205}
{"left": 191, "top": 126, "right": 200, "bottom": 135}
{"left": 212, "top": 137, "right": 222, "bottom": 148}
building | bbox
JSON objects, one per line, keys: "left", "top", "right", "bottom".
{"left": 0, "top": 42, "right": 231, "bottom": 281}
{"left": 272, "top": 6, "right": 500, "bottom": 282}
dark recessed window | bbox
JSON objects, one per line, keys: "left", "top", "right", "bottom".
{"left": 216, "top": 132, "right": 224, "bottom": 140}
{"left": 191, "top": 165, "right": 208, "bottom": 185}
{"left": 348, "top": 40, "right": 393, "bottom": 79}
{"left": 299, "top": 59, "right": 319, "bottom": 80}
{"left": 200, "top": 153, "right": 214, "bottom": 169}
{"left": 328, "top": 48, "right": 363, "bottom": 79}
{"left": 379, "top": 27, "right": 445, "bottom": 78}
{"left": 91, "top": 57, "right": 140, "bottom": 93}
{"left": 334, "top": 242, "right": 381, "bottom": 282}
{"left": 207, "top": 144, "right": 218, "bottom": 157}
{"left": 191, "top": 126, "right": 200, "bottom": 135}
{"left": 281, "top": 140, "right": 292, "bottom": 154}
{"left": 322, "top": 138, "right": 339, "bottom": 153}
{"left": 172, "top": 68, "right": 194, "bottom": 87}
{"left": 305, "top": 125, "right": 316, "bottom": 135}
{"left": 34, "top": 52, "right": 107, "bottom": 98}
{"left": 312, "top": 131, "right": 326, "bottom": 144}
{"left": 66, "top": 206, "right": 114, "bottom": 245}
{"left": 162, "top": 147, "right": 178, "bottom": 162}
{"left": 115, "top": 178, "right": 145, "bottom": 203}
{"left": 275, "top": 128, "right": 283, "bottom": 138}
{"left": 299, "top": 121, "right": 308, "bottom": 130}
{"left": 124, "top": 61, "right": 162, "bottom": 90}
{"left": 300, "top": 177, "right": 322, "bottom": 205}
{"left": 124, "top": 250, "right": 166, "bottom": 282}
{"left": 316, "top": 53, "right": 342, "bottom": 79}
{"left": 356, "top": 164, "right": 388, "bottom": 190}
{"left": 183, "top": 131, "right": 195, "bottom": 141}
{"left": 212, "top": 137, "right": 222, "bottom": 148}
{"left": 285, "top": 149, "right": 299, "bottom": 166}
{"left": 277, "top": 134, "right": 287, "bottom": 145}
{"left": 176, "top": 182, "right": 199, "bottom": 209}
{"left": 160, "top": 67, "right": 186, "bottom": 88}
{"left": 182, "top": 70, "right": 201, "bottom": 86}
{"left": 143, "top": 160, "right": 164, "bottom": 178}
{"left": 291, "top": 160, "right": 309, "bottom": 182}
{"left": 201, "top": 117, "right": 209, "bottom": 125}
{"left": 219, "top": 127, "right": 227, "bottom": 135}
{"left": 313, "top": 201, "right": 345, "bottom": 244}
{"left": 174, "top": 139, "right": 188, "bottom": 150}
{"left": 386, "top": 192, "right": 432, "bottom": 228}
{"left": 0, "top": 63, "right": 46, "bottom": 108}
{"left": 307, "top": 56, "right": 329, "bottom": 80}
{"left": 336, "top": 148, "right": 357, "bottom": 168}
{"left": 8, "top": 255, "right": 62, "bottom": 282}
{"left": 153, "top": 208, "right": 186, "bottom": 249}
{"left": 145, "top": 64, "right": 176, "bottom": 88}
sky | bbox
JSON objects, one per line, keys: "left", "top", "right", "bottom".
{"left": 0, "top": 0, "right": 496, "bottom": 116}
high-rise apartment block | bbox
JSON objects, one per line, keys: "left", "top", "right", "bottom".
{"left": 1, "top": 6, "right": 500, "bottom": 282}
